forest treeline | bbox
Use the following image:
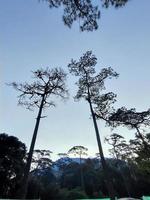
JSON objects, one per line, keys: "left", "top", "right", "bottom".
{"left": 0, "top": 131, "right": 150, "bottom": 199}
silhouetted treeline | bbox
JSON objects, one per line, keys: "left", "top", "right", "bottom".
{"left": 0, "top": 133, "right": 150, "bottom": 199}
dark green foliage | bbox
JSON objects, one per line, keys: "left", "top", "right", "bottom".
{"left": 0, "top": 133, "right": 26, "bottom": 198}
{"left": 60, "top": 162, "right": 81, "bottom": 189}
{"left": 40, "top": 184, "right": 63, "bottom": 200}
{"left": 41, "top": 186, "right": 88, "bottom": 200}
{"left": 67, "top": 188, "right": 88, "bottom": 200}
{"left": 26, "top": 177, "right": 41, "bottom": 199}
{"left": 1, "top": 138, "right": 150, "bottom": 199}
{"left": 106, "top": 132, "right": 150, "bottom": 196}
{"left": 82, "top": 158, "right": 104, "bottom": 197}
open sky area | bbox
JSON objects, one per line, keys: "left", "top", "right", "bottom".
{"left": 0, "top": 0, "right": 150, "bottom": 160}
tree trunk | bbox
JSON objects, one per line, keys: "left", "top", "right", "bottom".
{"left": 135, "top": 126, "right": 148, "bottom": 148}
{"left": 88, "top": 98, "right": 116, "bottom": 199}
{"left": 17, "top": 95, "right": 45, "bottom": 199}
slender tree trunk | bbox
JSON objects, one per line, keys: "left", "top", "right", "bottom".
{"left": 88, "top": 98, "right": 116, "bottom": 199}
{"left": 135, "top": 126, "right": 148, "bottom": 148}
{"left": 17, "top": 95, "right": 45, "bottom": 199}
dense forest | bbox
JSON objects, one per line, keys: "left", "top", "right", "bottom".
{"left": 0, "top": 131, "right": 150, "bottom": 199}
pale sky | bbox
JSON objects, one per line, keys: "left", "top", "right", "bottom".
{"left": 0, "top": 0, "right": 150, "bottom": 160}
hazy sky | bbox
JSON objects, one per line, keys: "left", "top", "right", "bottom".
{"left": 1, "top": 0, "right": 150, "bottom": 160}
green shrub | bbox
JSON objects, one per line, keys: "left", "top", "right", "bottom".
{"left": 67, "top": 188, "right": 88, "bottom": 200}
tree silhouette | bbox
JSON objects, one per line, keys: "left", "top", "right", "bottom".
{"left": 0, "top": 133, "right": 26, "bottom": 198}
{"left": 42, "top": 0, "right": 129, "bottom": 31}
{"left": 105, "top": 133, "right": 132, "bottom": 196}
{"left": 129, "top": 134, "right": 150, "bottom": 174}
{"left": 68, "top": 146, "right": 88, "bottom": 161}
{"left": 68, "top": 145, "right": 88, "bottom": 191}
{"left": 105, "top": 133, "right": 129, "bottom": 160}
{"left": 109, "top": 107, "right": 150, "bottom": 147}
{"left": 31, "top": 149, "right": 53, "bottom": 172}
{"left": 68, "top": 51, "right": 118, "bottom": 198}
{"left": 105, "top": 132, "right": 150, "bottom": 194}
{"left": 10, "top": 67, "right": 68, "bottom": 198}
{"left": 94, "top": 92, "right": 117, "bottom": 124}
